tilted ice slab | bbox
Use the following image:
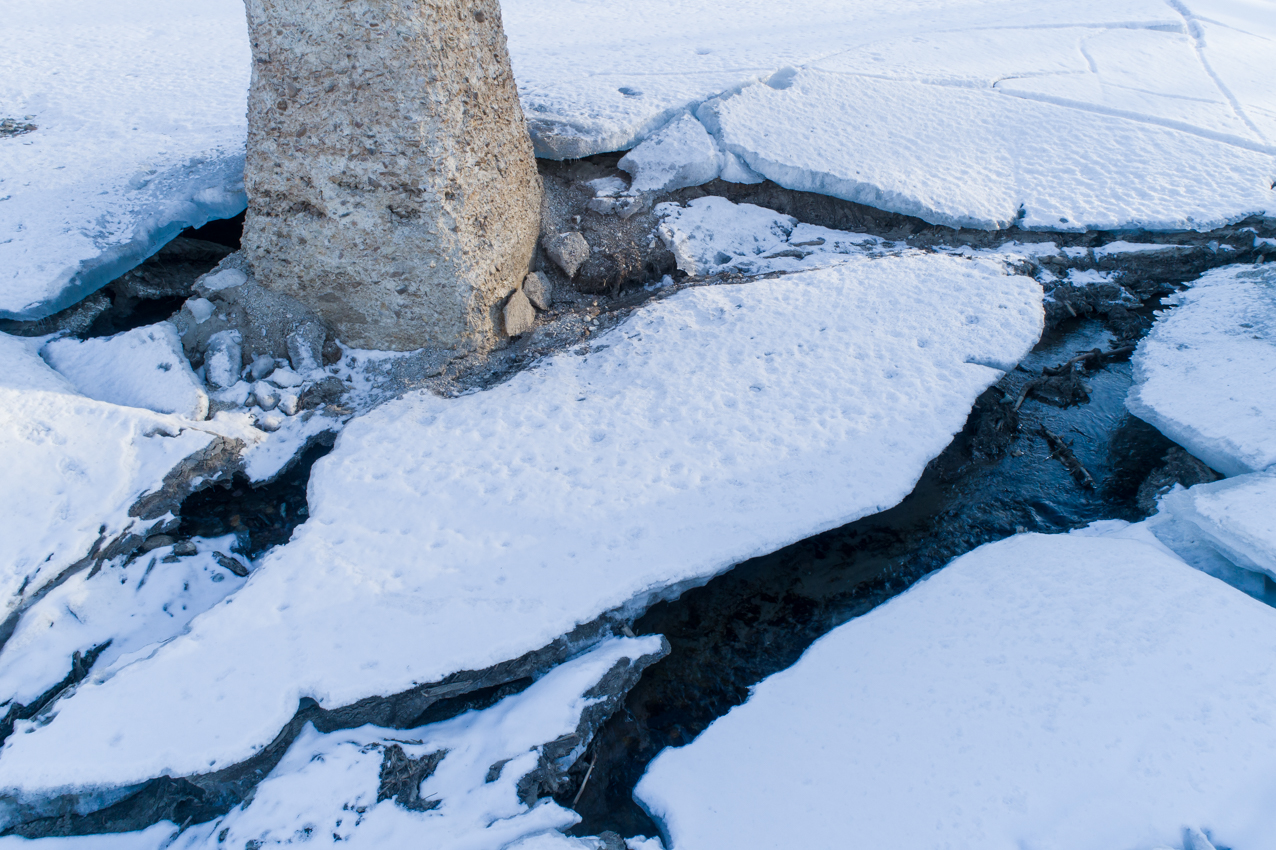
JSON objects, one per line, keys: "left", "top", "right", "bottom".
{"left": 0, "top": 333, "right": 218, "bottom": 625}
{"left": 700, "top": 68, "right": 1275, "bottom": 232}
{"left": 637, "top": 530, "right": 1276, "bottom": 850}
{"left": 1161, "top": 472, "right": 1276, "bottom": 581}
{"left": 0, "top": 0, "right": 249, "bottom": 321}
{"left": 42, "top": 323, "right": 209, "bottom": 420}
{"left": 1127, "top": 263, "right": 1276, "bottom": 477}
{"left": 0, "top": 254, "right": 1043, "bottom": 797}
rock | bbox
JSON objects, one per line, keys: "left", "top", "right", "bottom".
{"left": 256, "top": 411, "right": 286, "bottom": 433}
{"left": 112, "top": 238, "right": 233, "bottom": 302}
{"left": 252, "top": 381, "right": 281, "bottom": 412}
{"left": 248, "top": 355, "right": 276, "bottom": 382}
{"left": 194, "top": 268, "right": 248, "bottom": 297}
{"left": 184, "top": 298, "right": 215, "bottom": 325}
{"left": 586, "top": 195, "right": 648, "bottom": 220}
{"left": 297, "top": 375, "right": 347, "bottom": 411}
{"left": 503, "top": 288, "right": 536, "bottom": 337}
{"left": 545, "top": 232, "right": 590, "bottom": 278}
{"left": 268, "top": 367, "right": 305, "bottom": 389}
{"left": 278, "top": 392, "right": 300, "bottom": 417}
{"left": 240, "top": 0, "right": 543, "bottom": 352}
{"left": 203, "top": 331, "right": 243, "bottom": 390}
{"left": 522, "top": 272, "right": 552, "bottom": 311}
{"left": 140, "top": 534, "right": 176, "bottom": 553}
{"left": 286, "top": 322, "right": 325, "bottom": 375}
{"left": 172, "top": 541, "right": 198, "bottom": 557}
{"left": 213, "top": 552, "right": 249, "bottom": 578}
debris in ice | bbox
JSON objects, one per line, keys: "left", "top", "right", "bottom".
{"left": 656, "top": 196, "right": 893, "bottom": 276}
{"left": 1127, "top": 264, "right": 1276, "bottom": 476}
{"left": 637, "top": 531, "right": 1276, "bottom": 850}
{"left": 0, "top": 536, "right": 247, "bottom": 715}
{"left": 41, "top": 322, "right": 209, "bottom": 420}
{"left": 192, "top": 637, "right": 663, "bottom": 850}
{"left": 0, "top": 254, "right": 1043, "bottom": 795}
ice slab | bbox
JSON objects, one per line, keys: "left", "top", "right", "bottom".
{"left": 1161, "top": 472, "right": 1276, "bottom": 580}
{"left": 1127, "top": 264, "right": 1276, "bottom": 476}
{"left": 184, "top": 636, "right": 661, "bottom": 850}
{"left": 42, "top": 323, "right": 209, "bottom": 420}
{"left": 0, "top": 0, "right": 249, "bottom": 321}
{"left": 700, "top": 68, "right": 1275, "bottom": 231}
{"left": 637, "top": 531, "right": 1276, "bottom": 850}
{"left": 0, "top": 333, "right": 218, "bottom": 622}
{"left": 619, "top": 113, "right": 724, "bottom": 195}
{"left": 0, "top": 254, "right": 1043, "bottom": 795}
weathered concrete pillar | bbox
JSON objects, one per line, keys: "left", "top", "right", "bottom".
{"left": 241, "top": 0, "right": 543, "bottom": 351}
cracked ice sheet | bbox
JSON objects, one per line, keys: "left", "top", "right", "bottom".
{"left": 503, "top": 0, "right": 1217, "bottom": 159}
{"left": 1161, "top": 471, "right": 1276, "bottom": 580}
{"left": 0, "top": 254, "right": 1043, "bottom": 795}
{"left": 636, "top": 531, "right": 1276, "bottom": 850}
{"left": 0, "top": 333, "right": 218, "bottom": 621}
{"left": 0, "top": 0, "right": 249, "bottom": 321}
{"left": 1126, "top": 263, "right": 1276, "bottom": 477}
{"left": 701, "top": 67, "right": 1275, "bottom": 232}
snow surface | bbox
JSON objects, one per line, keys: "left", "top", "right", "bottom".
{"left": 637, "top": 530, "right": 1276, "bottom": 850}
{"left": 0, "top": 254, "right": 1043, "bottom": 796}
{"left": 41, "top": 323, "right": 209, "bottom": 420}
{"left": 1127, "top": 263, "right": 1276, "bottom": 477}
{"left": 0, "top": 822, "right": 188, "bottom": 850}
{"left": 0, "top": 333, "right": 217, "bottom": 621}
{"left": 0, "top": 0, "right": 249, "bottom": 321}
{"left": 1161, "top": 472, "right": 1276, "bottom": 580}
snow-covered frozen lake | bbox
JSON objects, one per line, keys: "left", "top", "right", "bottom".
{"left": 2, "top": 1, "right": 1276, "bottom": 848}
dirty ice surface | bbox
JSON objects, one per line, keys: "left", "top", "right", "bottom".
{"left": 0, "top": 333, "right": 216, "bottom": 621}
{"left": 0, "top": 536, "right": 247, "bottom": 710}
{"left": 0, "top": 0, "right": 249, "bottom": 321}
{"left": 0, "top": 255, "right": 1044, "bottom": 793}
{"left": 1127, "top": 263, "right": 1276, "bottom": 477}
{"left": 637, "top": 530, "right": 1276, "bottom": 850}
{"left": 191, "top": 636, "right": 662, "bottom": 850}
{"left": 508, "top": 0, "right": 1275, "bottom": 227}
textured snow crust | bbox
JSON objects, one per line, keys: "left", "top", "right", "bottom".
{"left": 0, "top": 333, "right": 217, "bottom": 621}
{"left": 1127, "top": 263, "right": 1276, "bottom": 477}
{"left": 0, "top": 255, "right": 1044, "bottom": 795}
{"left": 0, "top": 0, "right": 249, "bottom": 320}
{"left": 41, "top": 323, "right": 209, "bottom": 420}
{"left": 637, "top": 531, "right": 1276, "bottom": 850}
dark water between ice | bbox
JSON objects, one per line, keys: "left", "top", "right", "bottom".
{"left": 562, "top": 316, "right": 1175, "bottom": 837}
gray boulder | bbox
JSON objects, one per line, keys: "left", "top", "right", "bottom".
{"left": 545, "top": 232, "right": 590, "bottom": 278}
